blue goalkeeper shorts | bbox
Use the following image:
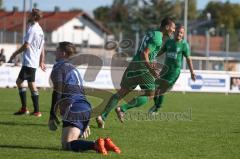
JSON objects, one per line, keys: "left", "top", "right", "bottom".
{"left": 62, "top": 100, "right": 91, "bottom": 133}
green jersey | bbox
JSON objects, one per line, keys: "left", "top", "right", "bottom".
{"left": 156, "top": 39, "right": 191, "bottom": 87}
{"left": 132, "top": 30, "right": 163, "bottom": 62}
{"left": 121, "top": 31, "right": 163, "bottom": 90}
{"left": 162, "top": 39, "right": 190, "bottom": 71}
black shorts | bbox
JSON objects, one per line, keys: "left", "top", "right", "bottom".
{"left": 18, "top": 66, "right": 36, "bottom": 82}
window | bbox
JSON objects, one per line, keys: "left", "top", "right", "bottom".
{"left": 74, "top": 25, "right": 85, "bottom": 30}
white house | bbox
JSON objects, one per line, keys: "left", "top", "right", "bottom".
{"left": 42, "top": 11, "right": 112, "bottom": 46}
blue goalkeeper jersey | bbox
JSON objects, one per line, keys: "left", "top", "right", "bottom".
{"left": 50, "top": 60, "right": 87, "bottom": 102}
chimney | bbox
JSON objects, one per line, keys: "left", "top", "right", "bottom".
{"left": 33, "top": 3, "right": 38, "bottom": 9}
{"left": 13, "top": 6, "right": 19, "bottom": 12}
{"left": 54, "top": 6, "right": 60, "bottom": 12}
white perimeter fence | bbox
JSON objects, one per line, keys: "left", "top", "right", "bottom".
{"left": 0, "top": 64, "right": 240, "bottom": 93}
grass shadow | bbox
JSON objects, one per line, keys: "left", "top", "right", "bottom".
{"left": 0, "top": 144, "right": 61, "bottom": 152}
{"left": 0, "top": 144, "right": 99, "bottom": 154}
{"left": 0, "top": 121, "right": 46, "bottom": 127}
{"left": 231, "top": 131, "right": 240, "bottom": 134}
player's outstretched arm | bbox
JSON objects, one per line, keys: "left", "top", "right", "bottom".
{"left": 39, "top": 46, "right": 46, "bottom": 71}
{"left": 141, "top": 48, "right": 159, "bottom": 78}
{"left": 8, "top": 42, "right": 29, "bottom": 62}
{"left": 156, "top": 50, "right": 165, "bottom": 57}
{"left": 186, "top": 57, "right": 196, "bottom": 81}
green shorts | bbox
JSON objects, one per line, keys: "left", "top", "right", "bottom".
{"left": 156, "top": 69, "right": 180, "bottom": 87}
{"left": 120, "top": 63, "right": 155, "bottom": 91}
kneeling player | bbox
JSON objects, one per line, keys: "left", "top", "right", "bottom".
{"left": 48, "top": 42, "right": 120, "bottom": 155}
{"left": 149, "top": 24, "right": 196, "bottom": 114}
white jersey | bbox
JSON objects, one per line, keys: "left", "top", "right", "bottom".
{"left": 23, "top": 22, "right": 44, "bottom": 68}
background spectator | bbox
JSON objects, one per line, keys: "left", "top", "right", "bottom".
{"left": 0, "top": 48, "right": 6, "bottom": 65}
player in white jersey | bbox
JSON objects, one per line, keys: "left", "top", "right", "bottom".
{"left": 9, "top": 9, "right": 45, "bottom": 117}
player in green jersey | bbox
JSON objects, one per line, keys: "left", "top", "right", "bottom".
{"left": 148, "top": 24, "right": 196, "bottom": 114}
{"left": 96, "top": 17, "right": 176, "bottom": 128}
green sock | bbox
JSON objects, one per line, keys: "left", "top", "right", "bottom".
{"left": 154, "top": 95, "right": 164, "bottom": 109}
{"left": 101, "top": 94, "right": 119, "bottom": 121}
{"left": 121, "top": 96, "right": 148, "bottom": 112}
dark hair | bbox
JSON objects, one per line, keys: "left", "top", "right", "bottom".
{"left": 58, "top": 42, "right": 76, "bottom": 57}
{"left": 31, "top": 8, "right": 42, "bottom": 21}
{"left": 160, "top": 17, "right": 174, "bottom": 29}
{"left": 176, "top": 24, "right": 184, "bottom": 30}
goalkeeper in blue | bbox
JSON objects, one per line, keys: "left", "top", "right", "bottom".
{"left": 48, "top": 42, "right": 120, "bottom": 155}
{"left": 148, "top": 24, "right": 196, "bottom": 114}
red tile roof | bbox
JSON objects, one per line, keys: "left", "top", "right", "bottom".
{"left": 0, "top": 10, "right": 111, "bottom": 34}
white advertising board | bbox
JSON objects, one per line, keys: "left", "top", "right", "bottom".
{"left": 0, "top": 64, "right": 240, "bottom": 93}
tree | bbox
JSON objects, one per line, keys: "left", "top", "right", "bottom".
{"left": 111, "top": 0, "right": 128, "bottom": 24}
{"left": 188, "top": 0, "right": 197, "bottom": 20}
{"left": 93, "top": 6, "right": 110, "bottom": 24}
{"left": 0, "top": 0, "right": 3, "bottom": 10}
{"left": 201, "top": 1, "right": 240, "bottom": 31}
{"left": 172, "top": 0, "right": 183, "bottom": 20}
{"left": 151, "top": 0, "right": 174, "bottom": 20}
{"left": 201, "top": 1, "right": 240, "bottom": 51}
{"left": 93, "top": 0, "right": 200, "bottom": 36}
{"left": 93, "top": 0, "right": 130, "bottom": 34}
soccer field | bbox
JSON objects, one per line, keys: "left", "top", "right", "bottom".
{"left": 0, "top": 88, "right": 239, "bottom": 159}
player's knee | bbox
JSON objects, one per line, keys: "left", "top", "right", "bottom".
{"left": 16, "top": 79, "right": 22, "bottom": 87}
{"left": 18, "top": 87, "right": 26, "bottom": 93}
{"left": 116, "top": 89, "right": 129, "bottom": 99}
{"left": 31, "top": 90, "right": 39, "bottom": 96}
{"left": 28, "top": 82, "right": 37, "bottom": 91}
{"left": 144, "top": 90, "right": 155, "bottom": 97}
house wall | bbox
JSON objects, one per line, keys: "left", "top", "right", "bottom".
{"left": 51, "top": 17, "right": 106, "bottom": 46}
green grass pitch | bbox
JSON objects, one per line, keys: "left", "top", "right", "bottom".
{"left": 0, "top": 88, "right": 239, "bottom": 159}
